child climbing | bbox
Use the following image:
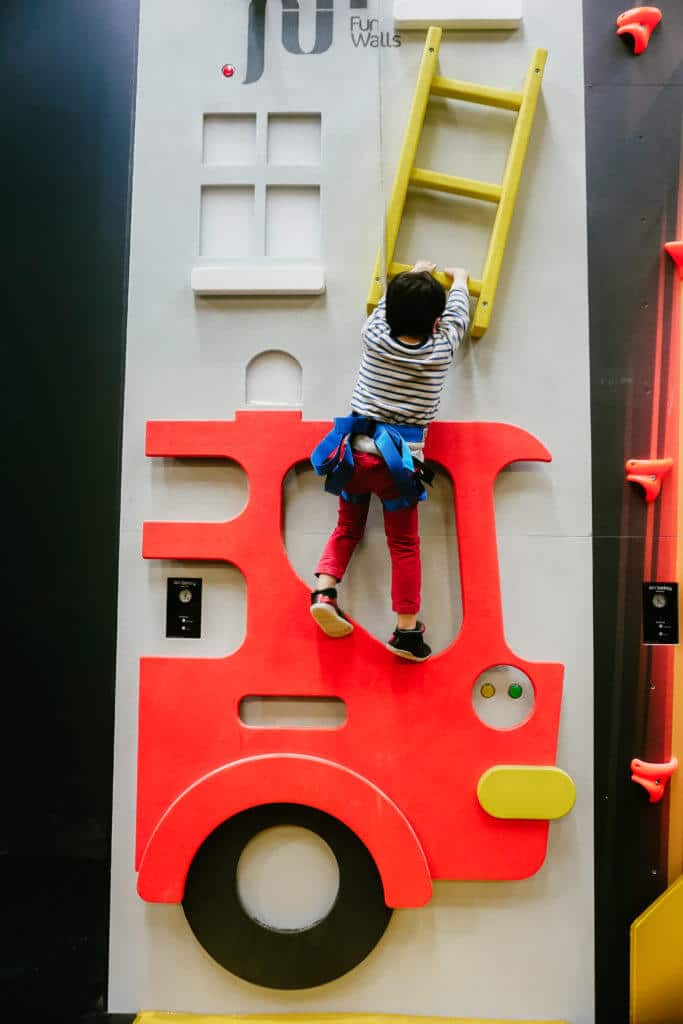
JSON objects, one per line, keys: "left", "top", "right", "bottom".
{"left": 310, "top": 261, "right": 470, "bottom": 661}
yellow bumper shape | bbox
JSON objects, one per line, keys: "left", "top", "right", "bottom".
{"left": 134, "top": 1014, "right": 570, "bottom": 1024}
{"left": 477, "top": 765, "right": 576, "bottom": 820}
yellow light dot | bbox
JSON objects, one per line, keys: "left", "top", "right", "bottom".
{"left": 480, "top": 683, "right": 496, "bottom": 699}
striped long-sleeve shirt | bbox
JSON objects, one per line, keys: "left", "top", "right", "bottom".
{"left": 350, "top": 284, "right": 470, "bottom": 434}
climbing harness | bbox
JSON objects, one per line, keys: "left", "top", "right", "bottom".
{"left": 311, "top": 415, "right": 433, "bottom": 511}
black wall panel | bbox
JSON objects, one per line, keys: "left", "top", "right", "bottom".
{"left": 1, "top": 1, "right": 138, "bottom": 1017}
{"left": 584, "top": 2, "right": 683, "bottom": 1020}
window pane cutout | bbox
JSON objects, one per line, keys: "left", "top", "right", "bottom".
{"left": 200, "top": 186, "right": 255, "bottom": 259}
{"left": 266, "top": 186, "right": 321, "bottom": 260}
{"left": 203, "top": 114, "right": 257, "bottom": 166}
{"left": 268, "top": 114, "right": 321, "bottom": 165}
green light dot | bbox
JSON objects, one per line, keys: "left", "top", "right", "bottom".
{"left": 508, "top": 683, "right": 523, "bottom": 700}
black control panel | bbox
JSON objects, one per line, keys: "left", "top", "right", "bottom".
{"left": 642, "top": 582, "right": 679, "bottom": 645}
{"left": 166, "top": 577, "right": 202, "bottom": 638}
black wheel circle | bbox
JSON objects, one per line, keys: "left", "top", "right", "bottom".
{"left": 182, "top": 803, "right": 393, "bottom": 989}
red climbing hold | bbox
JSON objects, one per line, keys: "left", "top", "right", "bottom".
{"left": 616, "top": 7, "right": 662, "bottom": 54}
{"left": 630, "top": 757, "right": 678, "bottom": 803}
{"left": 665, "top": 241, "right": 683, "bottom": 279}
{"left": 625, "top": 458, "right": 673, "bottom": 503}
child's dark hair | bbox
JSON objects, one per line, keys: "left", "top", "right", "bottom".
{"left": 385, "top": 271, "right": 447, "bottom": 341}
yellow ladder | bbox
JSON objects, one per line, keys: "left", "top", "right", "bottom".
{"left": 367, "top": 27, "right": 547, "bottom": 339}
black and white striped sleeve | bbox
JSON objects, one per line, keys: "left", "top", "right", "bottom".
{"left": 361, "top": 294, "right": 387, "bottom": 345}
{"left": 436, "top": 284, "right": 470, "bottom": 354}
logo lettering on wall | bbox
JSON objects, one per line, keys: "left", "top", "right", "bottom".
{"left": 245, "top": 0, "right": 399, "bottom": 85}
{"left": 349, "top": 15, "right": 401, "bottom": 49}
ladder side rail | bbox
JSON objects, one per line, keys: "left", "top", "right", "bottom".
{"left": 471, "top": 48, "right": 548, "bottom": 338}
{"left": 366, "top": 26, "right": 442, "bottom": 313}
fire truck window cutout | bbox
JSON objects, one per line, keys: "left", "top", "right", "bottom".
{"left": 246, "top": 350, "right": 303, "bottom": 407}
{"left": 236, "top": 825, "right": 340, "bottom": 930}
{"left": 150, "top": 458, "right": 248, "bottom": 523}
{"left": 282, "top": 462, "right": 462, "bottom": 651}
{"left": 182, "top": 803, "right": 393, "bottom": 989}
{"left": 472, "top": 665, "right": 535, "bottom": 729}
{"left": 203, "top": 114, "right": 257, "bottom": 166}
{"left": 240, "top": 696, "right": 347, "bottom": 729}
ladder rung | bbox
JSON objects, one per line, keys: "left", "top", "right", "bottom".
{"left": 431, "top": 74, "right": 522, "bottom": 112}
{"left": 410, "top": 168, "right": 502, "bottom": 204}
{"left": 389, "top": 262, "right": 482, "bottom": 298}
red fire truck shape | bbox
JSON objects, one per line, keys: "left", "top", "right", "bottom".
{"left": 137, "top": 410, "right": 573, "bottom": 909}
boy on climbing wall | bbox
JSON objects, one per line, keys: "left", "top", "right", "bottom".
{"left": 310, "top": 261, "right": 470, "bottom": 661}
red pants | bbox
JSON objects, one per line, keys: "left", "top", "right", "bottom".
{"left": 315, "top": 452, "right": 421, "bottom": 614}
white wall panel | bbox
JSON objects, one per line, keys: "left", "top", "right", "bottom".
{"left": 110, "top": 0, "right": 593, "bottom": 1019}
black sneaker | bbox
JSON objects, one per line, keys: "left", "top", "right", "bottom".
{"left": 310, "top": 588, "right": 354, "bottom": 638}
{"left": 387, "top": 626, "right": 432, "bottom": 662}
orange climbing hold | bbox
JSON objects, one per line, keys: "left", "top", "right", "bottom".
{"left": 625, "top": 457, "right": 673, "bottom": 503}
{"left": 630, "top": 757, "right": 678, "bottom": 803}
{"left": 616, "top": 7, "right": 662, "bottom": 54}
{"left": 664, "top": 240, "right": 683, "bottom": 278}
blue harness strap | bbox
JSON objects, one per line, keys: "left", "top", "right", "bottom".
{"left": 310, "top": 415, "right": 428, "bottom": 510}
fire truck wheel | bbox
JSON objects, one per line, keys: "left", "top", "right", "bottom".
{"left": 182, "top": 802, "right": 393, "bottom": 989}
